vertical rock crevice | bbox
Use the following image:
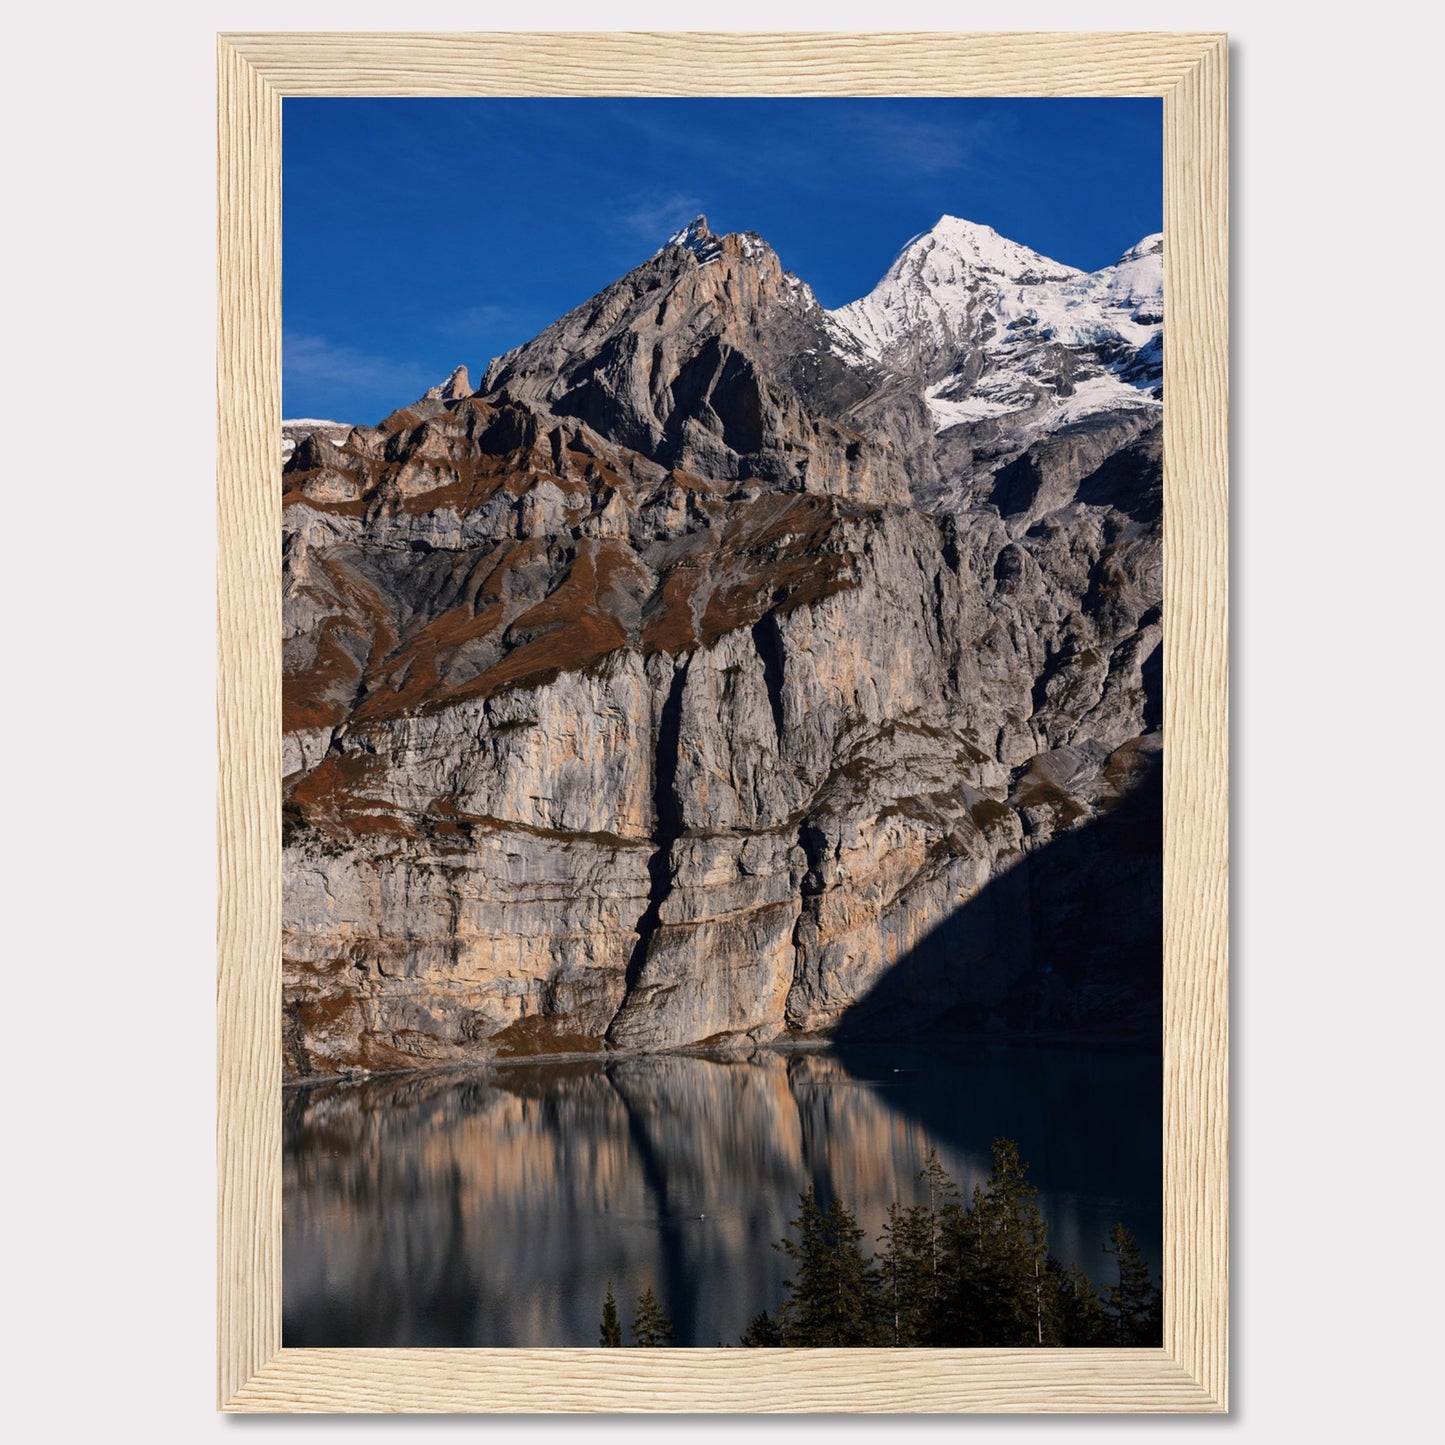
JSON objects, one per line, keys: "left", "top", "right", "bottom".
{"left": 751, "top": 611, "right": 787, "bottom": 744}
{"left": 785, "top": 817, "right": 831, "bottom": 1029}
{"left": 611, "top": 657, "right": 692, "bottom": 1028}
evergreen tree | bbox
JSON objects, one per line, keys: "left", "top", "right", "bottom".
{"left": 877, "top": 1201, "right": 931, "bottom": 1345}
{"left": 738, "top": 1309, "right": 783, "bottom": 1346}
{"left": 775, "top": 1187, "right": 885, "bottom": 1346}
{"left": 877, "top": 1152, "right": 963, "bottom": 1345}
{"left": 940, "top": 1138, "right": 1055, "bottom": 1345}
{"left": 599, "top": 1282, "right": 623, "bottom": 1347}
{"left": 630, "top": 1286, "right": 674, "bottom": 1347}
{"left": 747, "top": 1140, "right": 1151, "bottom": 1351}
{"left": 1102, "top": 1223, "right": 1162, "bottom": 1345}
{"left": 1051, "top": 1259, "right": 1111, "bottom": 1346}
{"left": 916, "top": 1149, "right": 966, "bottom": 1342}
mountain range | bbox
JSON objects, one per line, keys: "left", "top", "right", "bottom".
{"left": 280, "top": 215, "right": 1163, "bottom": 1078}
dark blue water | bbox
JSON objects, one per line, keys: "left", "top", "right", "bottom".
{"left": 283, "top": 1042, "right": 1160, "bottom": 1347}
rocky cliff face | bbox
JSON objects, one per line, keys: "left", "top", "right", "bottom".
{"left": 281, "top": 216, "right": 1162, "bottom": 1079}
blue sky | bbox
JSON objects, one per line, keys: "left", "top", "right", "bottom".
{"left": 283, "top": 98, "right": 1161, "bottom": 423}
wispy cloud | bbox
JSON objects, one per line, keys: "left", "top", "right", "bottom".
{"left": 836, "top": 108, "right": 1001, "bottom": 177}
{"left": 284, "top": 331, "right": 433, "bottom": 397}
{"left": 612, "top": 190, "right": 707, "bottom": 243}
{"left": 432, "top": 302, "right": 530, "bottom": 340}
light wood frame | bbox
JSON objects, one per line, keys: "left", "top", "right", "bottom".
{"left": 218, "top": 30, "right": 1228, "bottom": 1413}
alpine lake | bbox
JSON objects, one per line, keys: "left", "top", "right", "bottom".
{"left": 283, "top": 1040, "right": 1161, "bottom": 1348}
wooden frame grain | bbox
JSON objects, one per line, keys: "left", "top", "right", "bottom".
{"left": 218, "top": 30, "right": 1228, "bottom": 1413}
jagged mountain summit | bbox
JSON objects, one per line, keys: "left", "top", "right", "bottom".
{"left": 396, "top": 213, "right": 1161, "bottom": 514}
{"left": 279, "top": 213, "right": 1162, "bottom": 1079}
{"left": 424, "top": 363, "right": 473, "bottom": 402}
{"left": 661, "top": 214, "right": 727, "bottom": 263}
{"left": 825, "top": 216, "right": 1162, "bottom": 514}
{"left": 829, "top": 216, "right": 1161, "bottom": 427}
{"left": 476, "top": 214, "right": 918, "bottom": 502}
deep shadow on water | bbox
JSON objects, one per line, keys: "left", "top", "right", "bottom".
{"left": 283, "top": 1043, "right": 1160, "bottom": 1348}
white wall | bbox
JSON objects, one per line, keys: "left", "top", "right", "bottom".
{"left": 6, "top": 1, "right": 1436, "bottom": 1437}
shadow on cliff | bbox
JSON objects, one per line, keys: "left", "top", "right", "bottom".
{"left": 832, "top": 751, "right": 1162, "bottom": 1051}
{"left": 824, "top": 755, "right": 1164, "bottom": 1233}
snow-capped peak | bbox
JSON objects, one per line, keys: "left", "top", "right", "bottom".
{"left": 915, "top": 215, "right": 1081, "bottom": 284}
{"left": 827, "top": 216, "right": 1082, "bottom": 368}
{"left": 1116, "top": 233, "right": 1163, "bottom": 263}
{"left": 664, "top": 214, "right": 723, "bottom": 263}
{"left": 659, "top": 215, "right": 779, "bottom": 270}
{"left": 1087, "top": 234, "right": 1163, "bottom": 320}
{"left": 827, "top": 217, "right": 1164, "bottom": 436}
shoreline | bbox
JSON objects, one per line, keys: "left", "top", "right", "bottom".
{"left": 281, "top": 1025, "right": 1160, "bottom": 1091}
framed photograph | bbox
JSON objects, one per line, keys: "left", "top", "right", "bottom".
{"left": 219, "top": 31, "right": 1227, "bottom": 1412}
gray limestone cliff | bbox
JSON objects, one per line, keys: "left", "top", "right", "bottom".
{"left": 280, "top": 217, "right": 1162, "bottom": 1078}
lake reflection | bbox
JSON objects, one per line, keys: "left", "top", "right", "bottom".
{"left": 283, "top": 1043, "right": 1160, "bottom": 1347}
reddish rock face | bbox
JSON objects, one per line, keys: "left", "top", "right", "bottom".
{"left": 281, "top": 219, "right": 1162, "bottom": 1079}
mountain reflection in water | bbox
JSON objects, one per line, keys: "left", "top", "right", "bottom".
{"left": 283, "top": 1043, "right": 1160, "bottom": 1347}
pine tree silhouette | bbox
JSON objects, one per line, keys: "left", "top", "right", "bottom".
{"left": 630, "top": 1286, "right": 674, "bottom": 1347}
{"left": 1103, "top": 1223, "right": 1162, "bottom": 1345}
{"left": 599, "top": 1282, "right": 623, "bottom": 1347}
{"left": 775, "top": 1188, "right": 885, "bottom": 1345}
